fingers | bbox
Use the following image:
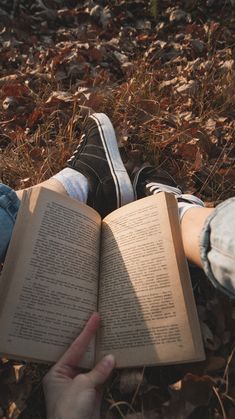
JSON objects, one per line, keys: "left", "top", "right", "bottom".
{"left": 86, "top": 354, "right": 115, "bottom": 387}
{"left": 56, "top": 312, "right": 100, "bottom": 370}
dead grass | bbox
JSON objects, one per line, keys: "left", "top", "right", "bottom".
{"left": 105, "top": 60, "right": 235, "bottom": 203}
{"left": 1, "top": 47, "right": 234, "bottom": 203}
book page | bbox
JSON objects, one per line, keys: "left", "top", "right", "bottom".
{"left": 0, "top": 187, "right": 101, "bottom": 368}
{"left": 97, "top": 193, "right": 204, "bottom": 368}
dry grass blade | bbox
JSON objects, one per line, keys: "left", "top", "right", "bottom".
{"left": 199, "top": 140, "right": 235, "bottom": 195}
{"left": 223, "top": 347, "right": 235, "bottom": 396}
{"left": 213, "top": 386, "right": 227, "bottom": 419}
{"left": 109, "top": 400, "right": 136, "bottom": 417}
{"left": 130, "top": 367, "right": 146, "bottom": 409}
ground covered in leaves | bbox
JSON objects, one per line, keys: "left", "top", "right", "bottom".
{"left": 0, "top": 1, "right": 234, "bottom": 418}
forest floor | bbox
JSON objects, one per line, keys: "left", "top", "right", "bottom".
{"left": 0, "top": 1, "right": 234, "bottom": 418}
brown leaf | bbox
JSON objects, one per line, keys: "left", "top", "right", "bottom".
{"left": 136, "top": 34, "right": 150, "bottom": 42}
{"left": 136, "top": 99, "right": 159, "bottom": 115}
{"left": 173, "top": 138, "right": 205, "bottom": 161}
{"left": 0, "top": 117, "right": 16, "bottom": 125}
{"left": 7, "top": 401, "right": 21, "bottom": 419}
{"left": 204, "top": 356, "right": 226, "bottom": 372}
{"left": 176, "top": 80, "right": 198, "bottom": 96}
{"left": 85, "top": 92, "right": 106, "bottom": 111}
{"left": 168, "top": 8, "right": 192, "bottom": 23}
{"left": 182, "top": 374, "right": 215, "bottom": 406}
{"left": 29, "top": 147, "right": 44, "bottom": 162}
{"left": 159, "top": 77, "right": 179, "bottom": 90}
{"left": 170, "top": 373, "right": 215, "bottom": 406}
{"left": 205, "top": 118, "right": 216, "bottom": 131}
{"left": 1, "top": 83, "right": 29, "bottom": 98}
{"left": 4, "top": 364, "right": 25, "bottom": 385}
{"left": 27, "top": 108, "right": 44, "bottom": 127}
{"left": 89, "top": 47, "right": 105, "bottom": 63}
{"left": 194, "top": 149, "right": 203, "bottom": 170}
{"left": 0, "top": 74, "right": 21, "bottom": 86}
{"left": 13, "top": 365, "right": 25, "bottom": 384}
{"left": 45, "top": 91, "right": 76, "bottom": 105}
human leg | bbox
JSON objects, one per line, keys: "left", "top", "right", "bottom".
{"left": 16, "top": 172, "right": 88, "bottom": 202}
{"left": 65, "top": 112, "right": 134, "bottom": 216}
{"left": 0, "top": 184, "right": 20, "bottom": 262}
{"left": 199, "top": 198, "right": 235, "bottom": 298}
{"left": 178, "top": 200, "right": 235, "bottom": 298}
{"left": 1, "top": 113, "right": 134, "bottom": 262}
{"left": 181, "top": 207, "right": 214, "bottom": 268}
{"left": 16, "top": 113, "right": 135, "bottom": 209}
{"left": 133, "top": 165, "right": 235, "bottom": 298}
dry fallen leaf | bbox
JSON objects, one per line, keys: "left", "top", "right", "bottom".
{"left": 45, "top": 91, "right": 76, "bottom": 104}
{"left": 204, "top": 356, "right": 226, "bottom": 373}
{"left": 175, "top": 80, "right": 198, "bottom": 96}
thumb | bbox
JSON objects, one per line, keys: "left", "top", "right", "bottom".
{"left": 86, "top": 354, "right": 115, "bottom": 387}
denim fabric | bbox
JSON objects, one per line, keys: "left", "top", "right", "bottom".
{"left": 0, "top": 183, "right": 20, "bottom": 263}
{"left": 200, "top": 197, "right": 235, "bottom": 299}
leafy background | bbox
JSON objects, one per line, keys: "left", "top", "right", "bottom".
{"left": 0, "top": 1, "right": 234, "bottom": 418}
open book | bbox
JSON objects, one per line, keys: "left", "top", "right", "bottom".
{"left": 0, "top": 187, "right": 204, "bottom": 368}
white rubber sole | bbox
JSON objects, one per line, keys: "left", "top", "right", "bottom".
{"left": 90, "top": 113, "right": 135, "bottom": 208}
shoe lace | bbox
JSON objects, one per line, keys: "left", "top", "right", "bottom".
{"left": 146, "top": 182, "right": 182, "bottom": 196}
{"left": 67, "top": 134, "right": 86, "bottom": 163}
{"left": 146, "top": 182, "right": 204, "bottom": 206}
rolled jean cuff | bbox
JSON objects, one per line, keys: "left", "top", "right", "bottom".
{"left": 0, "top": 184, "right": 20, "bottom": 262}
{"left": 200, "top": 197, "right": 235, "bottom": 299}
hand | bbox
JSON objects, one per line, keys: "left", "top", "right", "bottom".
{"left": 43, "top": 313, "right": 115, "bottom": 419}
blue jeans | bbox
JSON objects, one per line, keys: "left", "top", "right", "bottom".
{"left": 0, "top": 183, "right": 234, "bottom": 298}
{"left": 200, "top": 197, "right": 235, "bottom": 298}
{"left": 0, "top": 184, "right": 20, "bottom": 262}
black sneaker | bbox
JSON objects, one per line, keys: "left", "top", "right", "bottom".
{"left": 132, "top": 164, "right": 204, "bottom": 207}
{"left": 67, "top": 113, "right": 134, "bottom": 217}
{"left": 132, "top": 164, "right": 183, "bottom": 199}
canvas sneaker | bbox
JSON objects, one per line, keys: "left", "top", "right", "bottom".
{"left": 66, "top": 113, "right": 134, "bottom": 217}
{"left": 132, "top": 164, "right": 204, "bottom": 207}
{"left": 132, "top": 164, "right": 182, "bottom": 198}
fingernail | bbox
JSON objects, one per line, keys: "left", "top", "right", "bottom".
{"left": 102, "top": 354, "right": 115, "bottom": 369}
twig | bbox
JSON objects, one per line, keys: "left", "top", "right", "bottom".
{"left": 223, "top": 346, "right": 235, "bottom": 395}
{"left": 130, "top": 366, "right": 146, "bottom": 410}
{"left": 213, "top": 386, "right": 227, "bottom": 419}
{"left": 109, "top": 400, "right": 136, "bottom": 417}
{"left": 107, "top": 391, "right": 136, "bottom": 418}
